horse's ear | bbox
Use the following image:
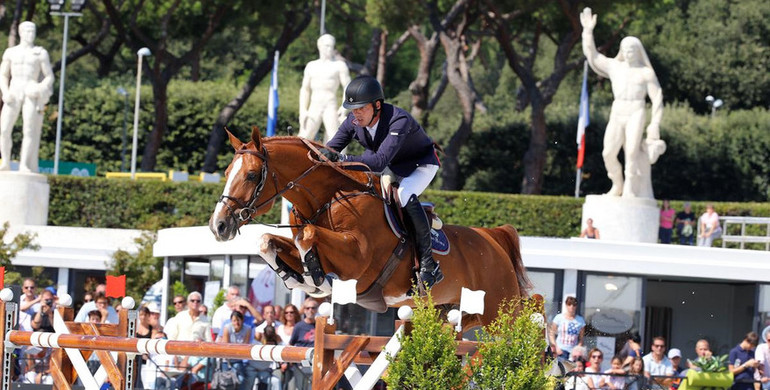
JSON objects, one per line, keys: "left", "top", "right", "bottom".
{"left": 225, "top": 126, "right": 243, "bottom": 151}
{"left": 251, "top": 126, "right": 263, "bottom": 148}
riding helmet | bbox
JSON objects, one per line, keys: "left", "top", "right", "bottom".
{"left": 343, "top": 75, "right": 384, "bottom": 109}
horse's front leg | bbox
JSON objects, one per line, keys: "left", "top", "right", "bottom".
{"left": 294, "top": 225, "right": 365, "bottom": 296}
{"left": 258, "top": 233, "right": 323, "bottom": 295}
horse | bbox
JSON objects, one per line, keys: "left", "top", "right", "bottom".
{"left": 209, "top": 127, "right": 530, "bottom": 329}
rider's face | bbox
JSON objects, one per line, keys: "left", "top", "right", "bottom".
{"left": 351, "top": 102, "right": 380, "bottom": 127}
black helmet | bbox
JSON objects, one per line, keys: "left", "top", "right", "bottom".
{"left": 343, "top": 76, "right": 384, "bottom": 109}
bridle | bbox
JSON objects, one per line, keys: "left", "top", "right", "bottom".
{"left": 216, "top": 139, "right": 382, "bottom": 229}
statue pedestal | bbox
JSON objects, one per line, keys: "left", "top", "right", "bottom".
{"left": 0, "top": 172, "right": 49, "bottom": 226}
{"left": 582, "top": 195, "right": 659, "bottom": 243}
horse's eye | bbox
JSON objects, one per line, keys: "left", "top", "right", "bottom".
{"left": 246, "top": 171, "right": 258, "bottom": 182}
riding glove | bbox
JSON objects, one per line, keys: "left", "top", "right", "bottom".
{"left": 318, "top": 148, "right": 341, "bottom": 162}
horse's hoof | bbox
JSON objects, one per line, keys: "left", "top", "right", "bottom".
{"left": 308, "top": 288, "right": 331, "bottom": 298}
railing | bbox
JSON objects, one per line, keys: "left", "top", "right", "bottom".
{"left": 720, "top": 216, "right": 770, "bottom": 251}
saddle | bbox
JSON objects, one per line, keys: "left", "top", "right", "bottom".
{"left": 354, "top": 170, "right": 450, "bottom": 312}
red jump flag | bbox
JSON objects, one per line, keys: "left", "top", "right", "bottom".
{"left": 106, "top": 274, "right": 126, "bottom": 298}
{"left": 0, "top": 266, "right": 4, "bottom": 289}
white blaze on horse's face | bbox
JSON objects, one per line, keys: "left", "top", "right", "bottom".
{"left": 209, "top": 155, "right": 244, "bottom": 241}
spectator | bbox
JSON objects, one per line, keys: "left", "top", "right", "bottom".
{"left": 729, "top": 331, "right": 759, "bottom": 390}
{"left": 675, "top": 202, "right": 696, "bottom": 245}
{"left": 176, "top": 334, "right": 209, "bottom": 389}
{"left": 87, "top": 310, "right": 101, "bottom": 323}
{"left": 244, "top": 325, "right": 282, "bottom": 390}
{"left": 75, "top": 284, "right": 118, "bottom": 323}
{"left": 619, "top": 332, "right": 643, "bottom": 368}
{"left": 564, "top": 357, "right": 591, "bottom": 390}
{"left": 755, "top": 326, "right": 770, "bottom": 390}
{"left": 220, "top": 311, "right": 251, "bottom": 387}
{"left": 18, "top": 278, "right": 40, "bottom": 332}
{"left": 659, "top": 200, "right": 675, "bottom": 244}
{"left": 584, "top": 348, "right": 604, "bottom": 388}
{"left": 276, "top": 304, "right": 299, "bottom": 345}
{"left": 569, "top": 345, "right": 587, "bottom": 363}
{"left": 211, "top": 285, "right": 241, "bottom": 335}
{"left": 642, "top": 336, "right": 674, "bottom": 388}
{"left": 93, "top": 294, "right": 113, "bottom": 323}
{"left": 199, "top": 304, "right": 209, "bottom": 318}
{"left": 688, "top": 339, "right": 713, "bottom": 370}
{"left": 30, "top": 289, "right": 55, "bottom": 333}
{"left": 217, "top": 298, "right": 259, "bottom": 341}
{"left": 626, "top": 357, "right": 648, "bottom": 390}
{"left": 83, "top": 291, "right": 93, "bottom": 304}
{"left": 85, "top": 311, "right": 102, "bottom": 374}
{"left": 165, "top": 295, "right": 186, "bottom": 332}
{"left": 254, "top": 305, "right": 282, "bottom": 341}
{"left": 668, "top": 348, "right": 683, "bottom": 375}
{"left": 286, "top": 298, "right": 321, "bottom": 389}
{"left": 580, "top": 218, "right": 600, "bottom": 239}
{"left": 165, "top": 291, "right": 212, "bottom": 342}
{"left": 697, "top": 203, "right": 722, "bottom": 247}
{"left": 602, "top": 356, "right": 626, "bottom": 389}
{"left": 136, "top": 303, "right": 162, "bottom": 339}
{"left": 21, "top": 348, "right": 52, "bottom": 384}
{"left": 549, "top": 296, "right": 586, "bottom": 361}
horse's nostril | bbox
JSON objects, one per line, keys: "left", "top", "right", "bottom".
{"left": 217, "top": 221, "right": 226, "bottom": 235}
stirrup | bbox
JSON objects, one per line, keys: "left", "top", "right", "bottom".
{"left": 407, "top": 264, "right": 444, "bottom": 296}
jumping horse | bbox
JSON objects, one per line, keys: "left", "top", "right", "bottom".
{"left": 209, "top": 127, "right": 530, "bottom": 329}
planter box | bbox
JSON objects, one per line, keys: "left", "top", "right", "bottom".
{"left": 678, "top": 370, "right": 733, "bottom": 390}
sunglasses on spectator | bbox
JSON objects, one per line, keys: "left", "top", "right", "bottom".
{"left": 174, "top": 300, "right": 185, "bottom": 305}
{"left": 23, "top": 286, "right": 35, "bottom": 290}
{"left": 305, "top": 306, "right": 318, "bottom": 310}
{"left": 189, "top": 299, "right": 201, "bottom": 303}
{"left": 653, "top": 344, "right": 665, "bottom": 348}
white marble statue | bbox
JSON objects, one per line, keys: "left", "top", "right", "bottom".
{"left": 0, "top": 21, "right": 54, "bottom": 173}
{"left": 298, "top": 34, "right": 351, "bottom": 143}
{"left": 581, "top": 8, "right": 665, "bottom": 199}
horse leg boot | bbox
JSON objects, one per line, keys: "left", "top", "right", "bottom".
{"left": 403, "top": 194, "right": 444, "bottom": 291}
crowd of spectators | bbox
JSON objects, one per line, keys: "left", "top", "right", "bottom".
{"left": 660, "top": 201, "right": 723, "bottom": 247}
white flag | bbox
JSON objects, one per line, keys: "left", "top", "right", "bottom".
{"left": 332, "top": 279, "right": 358, "bottom": 305}
{"left": 459, "top": 287, "right": 486, "bottom": 315}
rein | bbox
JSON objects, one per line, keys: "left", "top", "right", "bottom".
{"left": 217, "top": 139, "right": 386, "bottom": 230}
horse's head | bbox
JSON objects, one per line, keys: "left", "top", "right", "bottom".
{"left": 209, "top": 126, "right": 275, "bottom": 241}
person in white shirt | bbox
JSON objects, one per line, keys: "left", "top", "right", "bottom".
{"left": 642, "top": 336, "right": 674, "bottom": 388}
{"left": 211, "top": 285, "right": 240, "bottom": 335}
{"left": 755, "top": 326, "right": 770, "bottom": 390}
{"left": 18, "top": 278, "right": 40, "bottom": 332}
{"left": 165, "top": 292, "right": 211, "bottom": 342}
{"left": 253, "top": 305, "right": 282, "bottom": 341}
{"left": 74, "top": 284, "right": 118, "bottom": 323}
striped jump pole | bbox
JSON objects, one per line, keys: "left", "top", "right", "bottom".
{"left": 5, "top": 331, "right": 314, "bottom": 364}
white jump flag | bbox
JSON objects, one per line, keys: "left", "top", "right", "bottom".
{"left": 332, "top": 278, "right": 357, "bottom": 305}
{"left": 459, "top": 287, "right": 486, "bottom": 315}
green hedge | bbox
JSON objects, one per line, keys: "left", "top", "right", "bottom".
{"left": 47, "top": 177, "right": 770, "bottom": 238}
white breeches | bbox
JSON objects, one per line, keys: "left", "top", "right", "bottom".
{"left": 396, "top": 164, "right": 438, "bottom": 207}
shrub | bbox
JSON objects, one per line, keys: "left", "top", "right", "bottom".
{"left": 470, "top": 297, "right": 551, "bottom": 390}
{"left": 384, "top": 289, "right": 466, "bottom": 390}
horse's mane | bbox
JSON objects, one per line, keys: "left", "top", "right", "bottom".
{"left": 262, "top": 136, "right": 380, "bottom": 189}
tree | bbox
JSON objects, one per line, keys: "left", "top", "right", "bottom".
{"left": 483, "top": 0, "right": 634, "bottom": 194}
{"left": 201, "top": 1, "right": 313, "bottom": 173}
{"left": 0, "top": 221, "right": 39, "bottom": 268}
{"left": 107, "top": 231, "right": 160, "bottom": 302}
{"left": 102, "top": 0, "right": 245, "bottom": 172}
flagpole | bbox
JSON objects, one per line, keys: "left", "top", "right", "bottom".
{"left": 574, "top": 61, "right": 589, "bottom": 198}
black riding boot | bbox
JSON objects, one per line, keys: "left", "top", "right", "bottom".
{"left": 402, "top": 195, "right": 444, "bottom": 290}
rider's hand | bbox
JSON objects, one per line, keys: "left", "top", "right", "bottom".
{"left": 317, "top": 148, "right": 340, "bottom": 162}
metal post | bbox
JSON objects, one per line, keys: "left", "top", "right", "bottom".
{"left": 130, "top": 54, "right": 144, "bottom": 180}
{"left": 53, "top": 14, "right": 70, "bottom": 175}
{"left": 320, "top": 0, "right": 326, "bottom": 35}
{"left": 120, "top": 91, "right": 128, "bottom": 172}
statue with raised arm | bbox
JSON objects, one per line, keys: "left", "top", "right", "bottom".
{"left": 0, "top": 21, "right": 54, "bottom": 173}
{"left": 580, "top": 8, "right": 665, "bottom": 199}
{"left": 298, "top": 34, "right": 351, "bottom": 143}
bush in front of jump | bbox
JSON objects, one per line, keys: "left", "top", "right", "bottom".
{"left": 469, "top": 297, "right": 552, "bottom": 390}
{"left": 384, "top": 289, "right": 466, "bottom": 390}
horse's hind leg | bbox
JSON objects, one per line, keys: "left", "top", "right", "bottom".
{"left": 259, "top": 234, "right": 319, "bottom": 294}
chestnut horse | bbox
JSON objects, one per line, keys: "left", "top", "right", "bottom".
{"left": 209, "top": 127, "right": 530, "bottom": 329}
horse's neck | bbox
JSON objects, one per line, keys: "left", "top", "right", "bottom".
{"left": 268, "top": 140, "right": 365, "bottom": 217}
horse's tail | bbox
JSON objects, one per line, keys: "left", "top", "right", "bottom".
{"left": 488, "top": 224, "right": 532, "bottom": 297}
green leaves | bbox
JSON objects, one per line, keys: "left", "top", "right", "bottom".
{"left": 384, "top": 289, "right": 466, "bottom": 390}
{"left": 0, "top": 222, "right": 39, "bottom": 268}
{"left": 470, "top": 298, "right": 551, "bottom": 390}
{"left": 688, "top": 354, "right": 729, "bottom": 373}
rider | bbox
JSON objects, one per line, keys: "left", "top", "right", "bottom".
{"left": 316, "top": 75, "right": 444, "bottom": 290}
